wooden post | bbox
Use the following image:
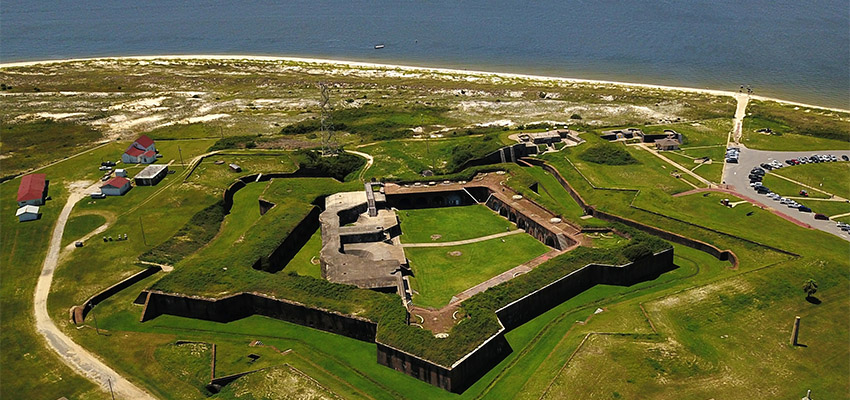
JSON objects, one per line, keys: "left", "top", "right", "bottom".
{"left": 790, "top": 316, "right": 801, "bottom": 345}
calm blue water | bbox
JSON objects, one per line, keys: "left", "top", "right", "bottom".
{"left": 2, "top": 1, "right": 848, "bottom": 108}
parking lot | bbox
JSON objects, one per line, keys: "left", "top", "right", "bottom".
{"left": 724, "top": 146, "right": 850, "bottom": 241}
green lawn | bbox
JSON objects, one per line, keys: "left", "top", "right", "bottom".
{"left": 186, "top": 153, "right": 298, "bottom": 191}
{"left": 741, "top": 100, "right": 850, "bottom": 151}
{"left": 770, "top": 162, "right": 850, "bottom": 200}
{"left": 397, "top": 205, "right": 514, "bottom": 243}
{"left": 61, "top": 213, "right": 107, "bottom": 247}
{"left": 551, "top": 137, "right": 695, "bottom": 195}
{"left": 406, "top": 234, "right": 550, "bottom": 308}
{"left": 0, "top": 120, "right": 103, "bottom": 176}
{"left": 761, "top": 174, "right": 830, "bottom": 199}
{"left": 282, "top": 227, "right": 323, "bottom": 278}
{"left": 801, "top": 199, "right": 850, "bottom": 217}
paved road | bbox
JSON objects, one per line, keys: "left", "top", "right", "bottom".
{"left": 34, "top": 181, "right": 156, "bottom": 400}
{"left": 723, "top": 147, "right": 850, "bottom": 241}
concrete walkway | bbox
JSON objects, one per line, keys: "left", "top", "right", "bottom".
{"left": 401, "top": 229, "right": 523, "bottom": 248}
{"left": 34, "top": 181, "right": 156, "bottom": 400}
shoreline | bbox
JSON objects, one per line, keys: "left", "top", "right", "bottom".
{"left": 1, "top": 54, "right": 847, "bottom": 113}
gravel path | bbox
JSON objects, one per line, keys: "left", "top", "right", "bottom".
{"left": 33, "top": 181, "right": 156, "bottom": 400}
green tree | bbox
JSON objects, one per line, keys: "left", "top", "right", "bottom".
{"left": 802, "top": 279, "right": 818, "bottom": 298}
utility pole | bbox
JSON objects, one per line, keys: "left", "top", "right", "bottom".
{"left": 139, "top": 216, "right": 147, "bottom": 246}
{"left": 178, "top": 146, "right": 185, "bottom": 168}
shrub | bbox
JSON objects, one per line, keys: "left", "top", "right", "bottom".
{"left": 578, "top": 143, "right": 638, "bottom": 165}
{"left": 570, "top": 113, "right": 582, "bottom": 120}
{"left": 295, "top": 149, "right": 365, "bottom": 181}
{"left": 622, "top": 241, "right": 655, "bottom": 261}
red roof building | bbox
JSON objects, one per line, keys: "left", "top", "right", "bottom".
{"left": 125, "top": 146, "right": 145, "bottom": 157}
{"left": 100, "top": 177, "right": 131, "bottom": 196}
{"left": 17, "top": 174, "right": 46, "bottom": 206}
{"left": 134, "top": 135, "right": 155, "bottom": 149}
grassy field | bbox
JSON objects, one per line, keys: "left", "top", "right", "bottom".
{"left": 761, "top": 174, "right": 830, "bottom": 199}
{"left": 769, "top": 162, "right": 850, "bottom": 200}
{"left": 61, "top": 213, "right": 107, "bottom": 246}
{"left": 0, "top": 120, "right": 104, "bottom": 177}
{"left": 741, "top": 101, "right": 850, "bottom": 151}
{"left": 397, "top": 204, "right": 514, "bottom": 243}
{"left": 406, "top": 234, "right": 550, "bottom": 308}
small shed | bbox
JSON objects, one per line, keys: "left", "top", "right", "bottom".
{"left": 101, "top": 177, "right": 131, "bottom": 196}
{"left": 134, "top": 164, "right": 168, "bottom": 186}
{"left": 115, "top": 169, "right": 127, "bottom": 177}
{"left": 228, "top": 163, "right": 242, "bottom": 172}
{"left": 16, "top": 205, "right": 40, "bottom": 222}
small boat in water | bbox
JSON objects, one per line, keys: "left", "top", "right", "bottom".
{"left": 374, "top": 44, "right": 385, "bottom": 49}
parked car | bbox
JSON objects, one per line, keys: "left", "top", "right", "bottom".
{"left": 101, "top": 161, "right": 116, "bottom": 167}
{"left": 798, "top": 205, "right": 812, "bottom": 213}
{"left": 842, "top": 155, "right": 849, "bottom": 161}
{"left": 90, "top": 192, "right": 106, "bottom": 199}
{"left": 814, "top": 213, "right": 829, "bottom": 220}
{"left": 98, "top": 165, "right": 113, "bottom": 171}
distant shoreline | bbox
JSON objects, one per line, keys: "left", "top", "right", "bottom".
{"left": 2, "top": 54, "right": 847, "bottom": 113}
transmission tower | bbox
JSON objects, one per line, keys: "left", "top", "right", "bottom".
{"left": 318, "top": 82, "right": 337, "bottom": 155}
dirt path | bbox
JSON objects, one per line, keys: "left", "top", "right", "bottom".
{"left": 401, "top": 229, "right": 523, "bottom": 248}
{"left": 345, "top": 149, "right": 374, "bottom": 181}
{"left": 731, "top": 93, "right": 749, "bottom": 145}
{"left": 34, "top": 181, "right": 156, "bottom": 400}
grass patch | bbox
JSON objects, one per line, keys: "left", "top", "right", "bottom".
{"left": 0, "top": 120, "right": 102, "bottom": 177}
{"left": 406, "top": 234, "right": 550, "bottom": 308}
{"left": 397, "top": 205, "right": 514, "bottom": 243}
{"left": 282, "top": 227, "right": 323, "bottom": 278}
{"left": 770, "top": 162, "right": 850, "bottom": 199}
{"left": 579, "top": 143, "right": 638, "bottom": 165}
{"left": 761, "top": 174, "right": 829, "bottom": 199}
{"left": 146, "top": 123, "right": 222, "bottom": 139}
{"left": 216, "top": 365, "right": 339, "bottom": 400}
{"left": 61, "top": 213, "right": 107, "bottom": 247}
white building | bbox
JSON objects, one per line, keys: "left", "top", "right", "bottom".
{"left": 16, "top": 205, "right": 40, "bottom": 222}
